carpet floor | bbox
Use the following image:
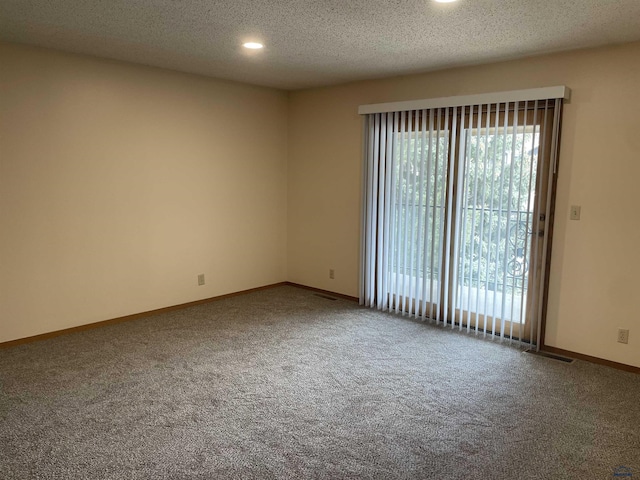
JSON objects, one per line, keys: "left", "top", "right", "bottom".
{"left": 1, "top": 285, "right": 639, "bottom": 479}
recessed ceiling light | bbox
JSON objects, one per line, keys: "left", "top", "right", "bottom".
{"left": 243, "top": 42, "right": 264, "bottom": 50}
{"left": 434, "top": 0, "right": 457, "bottom": 3}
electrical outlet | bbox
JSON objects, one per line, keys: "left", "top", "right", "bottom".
{"left": 197, "top": 274, "right": 205, "bottom": 286}
{"left": 617, "top": 328, "right": 629, "bottom": 344}
{"left": 329, "top": 269, "right": 335, "bottom": 279}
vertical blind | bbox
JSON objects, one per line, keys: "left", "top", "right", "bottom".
{"left": 360, "top": 88, "right": 566, "bottom": 348}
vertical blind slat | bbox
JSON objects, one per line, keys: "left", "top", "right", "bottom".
{"left": 459, "top": 107, "right": 472, "bottom": 331}
{"left": 483, "top": 104, "right": 494, "bottom": 334}
{"left": 486, "top": 103, "right": 500, "bottom": 336}
{"left": 442, "top": 106, "right": 454, "bottom": 326}
{"left": 382, "top": 113, "right": 394, "bottom": 310}
{"left": 420, "top": 110, "right": 434, "bottom": 319}
{"left": 375, "top": 114, "right": 387, "bottom": 308}
{"left": 510, "top": 101, "right": 529, "bottom": 340}
{"left": 468, "top": 105, "right": 481, "bottom": 333}
{"left": 369, "top": 114, "right": 380, "bottom": 305}
{"left": 401, "top": 111, "right": 412, "bottom": 314}
{"left": 395, "top": 111, "right": 406, "bottom": 313}
{"left": 496, "top": 103, "right": 510, "bottom": 332}
{"left": 407, "top": 110, "right": 419, "bottom": 316}
{"left": 453, "top": 108, "right": 466, "bottom": 330}
{"left": 413, "top": 110, "right": 427, "bottom": 316}
{"left": 429, "top": 109, "right": 440, "bottom": 321}
{"left": 359, "top": 115, "right": 369, "bottom": 304}
{"left": 500, "top": 101, "right": 519, "bottom": 335}
{"left": 364, "top": 115, "right": 375, "bottom": 305}
{"left": 492, "top": 104, "right": 509, "bottom": 336}
{"left": 387, "top": 113, "right": 399, "bottom": 311}
{"left": 464, "top": 108, "right": 474, "bottom": 331}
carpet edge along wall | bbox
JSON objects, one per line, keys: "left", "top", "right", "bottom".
{"left": 1, "top": 282, "right": 637, "bottom": 375}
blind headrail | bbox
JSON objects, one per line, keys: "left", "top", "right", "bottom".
{"left": 358, "top": 86, "right": 570, "bottom": 115}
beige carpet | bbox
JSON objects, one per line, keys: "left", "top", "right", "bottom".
{"left": 1, "top": 285, "right": 638, "bottom": 479}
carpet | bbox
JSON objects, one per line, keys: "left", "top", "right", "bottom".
{"left": 1, "top": 285, "right": 638, "bottom": 479}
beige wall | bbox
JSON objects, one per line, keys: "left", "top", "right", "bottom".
{"left": 0, "top": 42, "right": 288, "bottom": 343}
{"left": 2, "top": 40, "right": 639, "bottom": 369}
{"left": 287, "top": 42, "right": 640, "bottom": 368}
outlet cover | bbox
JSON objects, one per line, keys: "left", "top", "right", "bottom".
{"left": 617, "top": 328, "right": 629, "bottom": 344}
{"left": 198, "top": 274, "right": 205, "bottom": 286}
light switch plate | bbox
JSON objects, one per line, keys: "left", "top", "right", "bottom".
{"left": 570, "top": 205, "right": 581, "bottom": 220}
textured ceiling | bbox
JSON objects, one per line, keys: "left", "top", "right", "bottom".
{"left": 1, "top": 0, "right": 640, "bottom": 90}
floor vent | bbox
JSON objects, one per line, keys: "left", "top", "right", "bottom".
{"left": 524, "top": 349, "right": 575, "bottom": 363}
{"left": 313, "top": 293, "right": 338, "bottom": 301}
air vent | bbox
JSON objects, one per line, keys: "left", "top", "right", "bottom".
{"left": 313, "top": 293, "right": 337, "bottom": 301}
{"left": 524, "top": 349, "right": 575, "bottom": 363}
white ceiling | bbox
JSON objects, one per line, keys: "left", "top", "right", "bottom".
{"left": 2, "top": 0, "right": 640, "bottom": 90}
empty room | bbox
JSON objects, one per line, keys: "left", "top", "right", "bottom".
{"left": 1, "top": 0, "right": 640, "bottom": 478}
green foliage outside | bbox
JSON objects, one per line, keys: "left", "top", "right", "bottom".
{"left": 390, "top": 126, "right": 539, "bottom": 299}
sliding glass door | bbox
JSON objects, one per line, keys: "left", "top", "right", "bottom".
{"left": 450, "top": 106, "right": 555, "bottom": 342}
{"left": 385, "top": 110, "right": 450, "bottom": 317}
{"left": 361, "top": 94, "right": 563, "bottom": 346}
